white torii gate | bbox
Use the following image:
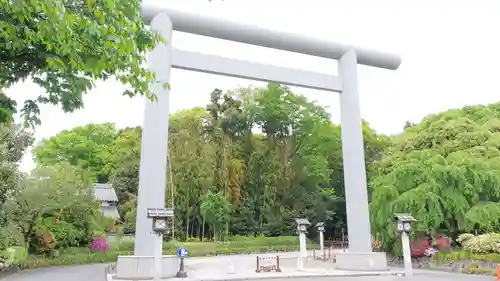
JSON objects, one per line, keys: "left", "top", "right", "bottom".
{"left": 134, "top": 1, "right": 401, "bottom": 271}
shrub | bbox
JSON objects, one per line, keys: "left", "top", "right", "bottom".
{"left": 41, "top": 218, "right": 81, "bottom": 248}
{"left": 434, "top": 234, "right": 452, "bottom": 251}
{"left": 411, "top": 236, "right": 431, "bottom": 257}
{"left": 1, "top": 247, "right": 27, "bottom": 265}
{"left": 34, "top": 231, "right": 56, "bottom": 254}
{"left": 89, "top": 236, "right": 108, "bottom": 253}
{"left": 227, "top": 235, "right": 254, "bottom": 241}
{"left": 462, "top": 233, "right": 500, "bottom": 254}
{"left": 186, "top": 237, "right": 201, "bottom": 243}
{"left": 462, "top": 262, "right": 496, "bottom": 276}
{"left": 456, "top": 233, "right": 475, "bottom": 245}
{"left": 372, "top": 237, "right": 381, "bottom": 251}
{"left": 424, "top": 247, "right": 438, "bottom": 257}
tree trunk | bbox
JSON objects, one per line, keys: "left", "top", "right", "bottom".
{"left": 189, "top": 219, "right": 194, "bottom": 238}
{"left": 197, "top": 220, "right": 201, "bottom": 240}
{"left": 23, "top": 212, "right": 39, "bottom": 248}
{"left": 225, "top": 221, "right": 229, "bottom": 242}
{"left": 202, "top": 217, "right": 206, "bottom": 242}
{"left": 213, "top": 225, "right": 217, "bottom": 243}
{"left": 185, "top": 214, "right": 190, "bottom": 241}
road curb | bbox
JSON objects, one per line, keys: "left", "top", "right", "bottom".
{"left": 0, "top": 266, "right": 20, "bottom": 281}
{"left": 107, "top": 270, "right": 406, "bottom": 281}
{"left": 185, "top": 271, "right": 405, "bottom": 281}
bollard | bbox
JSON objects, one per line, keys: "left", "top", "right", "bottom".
{"left": 176, "top": 257, "right": 187, "bottom": 278}
{"left": 497, "top": 264, "right": 500, "bottom": 281}
{"left": 255, "top": 256, "right": 260, "bottom": 273}
{"left": 276, "top": 256, "right": 282, "bottom": 272}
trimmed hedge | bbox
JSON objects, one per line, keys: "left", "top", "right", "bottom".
{"left": 19, "top": 236, "right": 319, "bottom": 269}
{"left": 108, "top": 236, "right": 315, "bottom": 252}
{"left": 433, "top": 250, "right": 500, "bottom": 263}
{"left": 432, "top": 250, "right": 499, "bottom": 276}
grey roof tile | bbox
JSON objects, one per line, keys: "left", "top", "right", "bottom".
{"left": 93, "top": 183, "right": 119, "bottom": 202}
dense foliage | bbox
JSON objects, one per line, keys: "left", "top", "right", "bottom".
{"left": 1, "top": 0, "right": 500, "bottom": 274}
{"left": 28, "top": 85, "right": 500, "bottom": 251}
{"left": 370, "top": 103, "right": 500, "bottom": 252}
{"left": 30, "top": 84, "right": 390, "bottom": 241}
{"left": 0, "top": 0, "right": 161, "bottom": 127}
{"left": 5, "top": 80, "right": 500, "bottom": 272}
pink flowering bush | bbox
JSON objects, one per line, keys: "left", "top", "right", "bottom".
{"left": 424, "top": 247, "right": 438, "bottom": 257}
{"left": 411, "top": 236, "right": 430, "bottom": 257}
{"left": 89, "top": 236, "right": 108, "bottom": 253}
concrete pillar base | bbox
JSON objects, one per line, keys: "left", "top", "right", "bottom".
{"left": 335, "top": 252, "right": 388, "bottom": 271}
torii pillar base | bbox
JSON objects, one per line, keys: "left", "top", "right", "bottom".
{"left": 335, "top": 252, "right": 388, "bottom": 271}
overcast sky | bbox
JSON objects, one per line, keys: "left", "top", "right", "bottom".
{"left": 7, "top": 0, "right": 500, "bottom": 172}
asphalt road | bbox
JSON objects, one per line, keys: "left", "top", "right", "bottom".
{"left": 0, "top": 265, "right": 494, "bottom": 281}
{"left": 1, "top": 264, "right": 108, "bottom": 281}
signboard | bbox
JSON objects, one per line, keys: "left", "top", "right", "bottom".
{"left": 178, "top": 247, "right": 188, "bottom": 257}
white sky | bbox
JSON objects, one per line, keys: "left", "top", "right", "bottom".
{"left": 7, "top": 0, "right": 500, "bottom": 172}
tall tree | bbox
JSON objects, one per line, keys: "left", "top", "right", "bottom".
{"left": 1, "top": 0, "right": 162, "bottom": 126}
{"left": 32, "top": 123, "right": 117, "bottom": 182}
{"left": 40, "top": 83, "right": 390, "bottom": 241}
{"left": 0, "top": 123, "right": 33, "bottom": 249}
{"left": 5, "top": 164, "right": 99, "bottom": 249}
{"left": 369, "top": 103, "right": 500, "bottom": 252}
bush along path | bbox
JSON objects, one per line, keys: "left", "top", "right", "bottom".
{"left": 388, "top": 233, "right": 500, "bottom": 276}
{"left": 13, "top": 236, "right": 320, "bottom": 270}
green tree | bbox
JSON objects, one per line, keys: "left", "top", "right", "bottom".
{"left": 0, "top": 91, "right": 17, "bottom": 124}
{"left": 0, "top": 124, "right": 33, "bottom": 205}
{"left": 109, "top": 126, "right": 142, "bottom": 207}
{"left": 0, "top": 124, "right": 33, "bottom": 249}
{"left": 369, "top": 103, "right": 500, "bottom": 252}
{"left": 37, "top": 83, "right": 389, "bottom": 242}
{"left": 1, "top": 0, "right": 162, "bottom": 126}
{"left": 6, "top": 164, "right": 99, "bottom": 249}
{"left": 200, "top": 190, "right": 231, "bottom": 242}
{"left": 32, "top": 123, "right": 117, "bottom": 182}
{"left": 168, "top": 107, "right": 216, "bottom": 240}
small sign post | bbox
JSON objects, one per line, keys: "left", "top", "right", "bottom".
{"left": 176, "top": 247, "right": 188, "bottom": 278}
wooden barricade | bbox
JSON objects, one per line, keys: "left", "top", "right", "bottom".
{"left": 255, "top": 256, "right": 282, "bottom": 273}
{"left": 104, "top": 263, "right": 116, "bottom": 278}
{"left": 313, "top": 248, "right": 331, "bottom": 261}
{"left": 325, "top": 238, "right": 348, "bottom": 251}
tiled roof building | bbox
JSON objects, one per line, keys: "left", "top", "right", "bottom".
{"left": 93, "top": 183, "right": 121, "bottom": 220}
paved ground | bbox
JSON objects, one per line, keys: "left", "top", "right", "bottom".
{"left": 256, "top": 275, "right": 493, "bottom": 281}
{"left": 2, "top": 265, "right": 493, "bottom": 281}
{"left": 0, "top": 253, "right": 494, "bottom": 281}
{"left": 1, "top": 264, "right": 108, "bottom": 281}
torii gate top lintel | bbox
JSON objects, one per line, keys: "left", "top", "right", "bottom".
{"left": 141, "top": 2, "right": 401, "bottom": 70}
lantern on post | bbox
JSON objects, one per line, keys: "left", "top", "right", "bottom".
{"left": 394, "top": 213, "right": 417, "bottom": 277}
{"left": 147, "top": 208, "right": 174, "bottom": 234}
{"left": 147, "top": 208, "right": 174, "bottom": 281}
{"left": 294, "top": 218, "right": 310, "bottom": 270}
{"left": 295, "top": 218, "right": 310, "bottom": 234}
{"left": 316, "top": 222, "right": 325, "bottom": 252}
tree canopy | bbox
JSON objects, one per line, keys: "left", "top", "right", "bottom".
{"left": 369, "top": 103, "right": 500, "bottom": 251}
{"left": 0, "top": 0, "right": 161, "bottom": 127}
{"left": 32, "top": 122, "right": 117, "bottom": 182}
{"left": 31, "top": 83, "right": 390, "bottom": 241}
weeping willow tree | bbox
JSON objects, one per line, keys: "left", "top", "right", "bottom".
{"left": 369, "top": 103, "right": 500, "bottom": 252}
